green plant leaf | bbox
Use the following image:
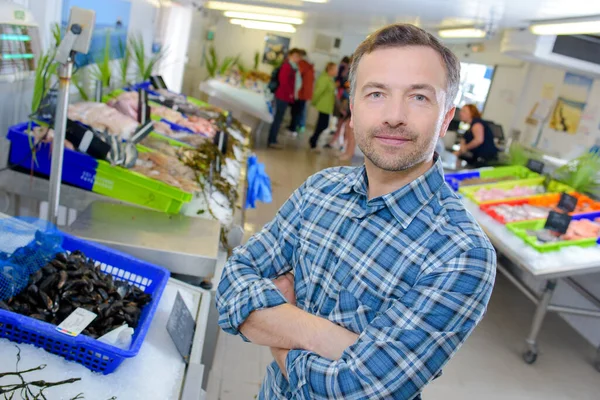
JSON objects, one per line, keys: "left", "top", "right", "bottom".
{"left": 130, "top": 34, "right": 147, "bottom": 82}
{"left": 71, "top": 71, "right": 89, "bottom": 101}
{"left": 51, "top": 23, "right": 62, "bottom": 47}
{"left": 91, "top": 31, "right": 112, "bottom": 88}
{"left": 118, "top": 38, "right": 131, "bottom": 86}
{"left": 205, "top": 45, "right": 218, "bottom": 78}
{"left": 253, "top": 51, "right": 260, "bottom": 70}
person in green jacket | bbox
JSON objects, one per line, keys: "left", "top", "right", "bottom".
{"left": 309, "top": 62, "right": 338, "bottom": 149}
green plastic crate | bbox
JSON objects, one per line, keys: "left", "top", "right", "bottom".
{"left": 506, "top": 219, "right": 600, "bottom": 253}
{"left": 186, "top": 96, "right": 213, "bottom": 109}
{"left": 479, "top": 165, "right": 540, "bottom": 180}
{"left": 92, "top": 160, "right": 192, "bottom": 214}
{"left": 459, "top": 177, "right": 574, "bottom": 205}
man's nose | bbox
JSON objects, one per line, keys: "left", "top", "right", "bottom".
{"left": 382, "top": 96, "right": 408, "bottom": 128}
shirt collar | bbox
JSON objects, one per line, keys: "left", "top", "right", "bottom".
{"left": 340, "top": 156, "right": 445, "bottom": 229}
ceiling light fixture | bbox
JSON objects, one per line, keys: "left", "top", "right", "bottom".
{"left": 530, "top": 19, "right": 600, "bottom": 35}
{"left": 206, "top": 1, "right": 304, "bottom": 18}
{"left": 438, "top": 28, "right": 486, "bottom": 38}
{"left": 302, "top": 0, "right": 329, "bottom": 3}
{"left": 223, "top": 11, "right": 303, "bottom": 25}
{"left": 230, "top": 18, "right": 297, "bottom": 33}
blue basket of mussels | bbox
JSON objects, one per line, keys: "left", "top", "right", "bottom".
{"left": 0, "top": 230, "right": 170, "bottom": 374}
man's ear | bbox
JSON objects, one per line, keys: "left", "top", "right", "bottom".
{"left": 439, "top": 106, "right": 456, "bottom": 139}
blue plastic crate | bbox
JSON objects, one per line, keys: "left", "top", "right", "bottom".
{"left": 0, "top": 233, "right": 170, "bottom": 374}
{"left": 444, "top": 171, "right": 480, "bottom": 191}
{"left": 6, "top": 122, "right": 99, "bottom": 191}
{"left": 125, "top": 81, "right": 160, "bottom": 96}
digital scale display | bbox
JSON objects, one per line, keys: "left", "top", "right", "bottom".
{"left": 0, "top": 24, "right": 40, "bottom": 75}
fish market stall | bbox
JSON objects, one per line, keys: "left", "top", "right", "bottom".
{"left": 0, "top": 214, "right": 213, "bottom": 399}
{"left": 200, "top": 79, "right": 273, "bottom": 147}
{"left": 463, "top": 198, "right": 600, "bottom": 369}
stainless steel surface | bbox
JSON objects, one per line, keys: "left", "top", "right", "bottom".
{"left": 525, "top": 280, "right": 557, "bottom": 357}
{"left": 546, "top": 305, "right": 600, "bottom": 318}
{"left": 48, "top": 60, "right": 73, "bottom": 225}
{"left": 0, "top": 169, "right": 117, "bottom": 212}
{"left": 66, "top": 202, "right": 221, "bottom": 278}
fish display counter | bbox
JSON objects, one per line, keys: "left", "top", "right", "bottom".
{"left": 463, "top": 198, "right": 600, "bottom": 368}
{"left": 0, "top": 213, "right": 214, "bottom": 399}
{"left": 200, "top": 79, "right": 274, "bottom": 146}
{"left": 0, "top": 277, "right": 212, "bottom": 400}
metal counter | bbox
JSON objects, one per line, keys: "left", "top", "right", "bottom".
{"left": 66, "top": 202, "right": 222, "bottom": 279}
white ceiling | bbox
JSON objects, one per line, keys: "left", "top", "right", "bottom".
{"left": 209, "top": 0, "right": 600, "bottom": 34}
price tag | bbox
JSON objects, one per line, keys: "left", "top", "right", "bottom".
{"left": 130, "top": 120, "right": 154, "bottom": 144}
{"left": 526, "top": 159, "right": 545, "bottom": 174}
{"left": 544, "top": 211, "right": 572, "bottom": 234}
{"left": 166, "top": 292, "right": 196, "bottom": 363}
{"left": 557, "top": 192, "right": 578, "bottom": 213}
{"left": 138, "top": 89, "right": 151, "bottom": 123}
{"left": 56, "top": 308, "right": 97, "bottom": 337}
{"left": 151, "top": 75, "right": 168, "bottom": 90}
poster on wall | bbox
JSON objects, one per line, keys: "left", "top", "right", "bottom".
{"left": 62, "top": 0, "right": 131, "bottom": 67}
{"left": 549, "top": 72, "right": 593, "bottom": 134}
{"left": 262, "top": 34, "right": 290, "bottom": 66}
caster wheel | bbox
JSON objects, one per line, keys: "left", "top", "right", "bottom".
{"left": 523, "top": 350, "right": 538, "bottom": 365}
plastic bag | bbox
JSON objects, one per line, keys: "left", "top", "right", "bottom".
{"left": 0, "top": 217, "right": 64, "bottom": 302}
{"left": 245, "top": 155, "right": 273, "bottom": 209}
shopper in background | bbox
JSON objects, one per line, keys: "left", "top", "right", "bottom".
{"left": 217, "top": 23, "right": 496, "bottom": 400}
{"left": 268, "top": 48, "right": 303, "bottom": 149}
{"left": 336, "top": 56, "right": 351, "bottom": 98}
{"left": 309, "top": 62, "right": 337, "bottom": 150}
{"left": 287, "top": 50, "right": 314, "bottom": 136}
{"left": 454, "top": 103, "right": 499, "bottom": 167}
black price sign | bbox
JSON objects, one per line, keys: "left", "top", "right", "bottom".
{"left": 557, "top": 192, "right": 578, "bottom": 213}
{"left": 526, "top": 159, "right": 545, "bottom": 174}
{"left": 166, "top": 292, "right": 196, "bottom": 363}
{"left": 138, "top": 89, "right": 151, "bottom": 124}
{"left": 544, "top": 211, "right": 572, "bottom": 234}
{"left": 150, "top": 75, "right": 168, "bottom": 90}
{"left": 130, "top": 120, "right": 154, "bottom": 144}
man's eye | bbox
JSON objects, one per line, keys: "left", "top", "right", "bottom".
{"left": 414, "top": 94, "right": 428, "bottom": 102}
{"left": 369, "top": 92, "right": 383, "bottom": 99}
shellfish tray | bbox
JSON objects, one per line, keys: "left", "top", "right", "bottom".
{"left": 0, "top": 233, "right": 170, "bottom": 374}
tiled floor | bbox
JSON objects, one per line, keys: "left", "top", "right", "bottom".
{"left": 207, "top": 137, "right": 600, "bottom": 399}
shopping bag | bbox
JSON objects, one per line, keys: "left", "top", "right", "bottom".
{"left": 245, "top": 155, "right": 273, "bottom": 209}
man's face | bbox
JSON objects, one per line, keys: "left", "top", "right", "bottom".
{"left": 290, "top": 53, "right": 301, "bottom": 63}
{"left": 350, "top": 46, "right": 455, "bottom": 172}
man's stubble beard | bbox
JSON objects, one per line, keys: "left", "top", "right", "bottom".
{"left": 355, "top": 125, "right": 437, "bottom": 172}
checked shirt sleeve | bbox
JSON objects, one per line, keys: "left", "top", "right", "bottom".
{"left": 216, "top": 181, "right": 306, "bottom": 338}
{"left": 284, "top": 246, "right": 496, "bottom": 400}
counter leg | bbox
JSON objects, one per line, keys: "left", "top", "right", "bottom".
{"left": 523, "top": 279, "right": 557, "bottom": 364}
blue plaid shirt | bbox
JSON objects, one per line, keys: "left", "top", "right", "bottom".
{"left": 216, "top": 158, "right": 496, "bottom": 399}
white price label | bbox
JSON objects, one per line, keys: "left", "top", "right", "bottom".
{"left": 56, "top": 308, "right": 97, "bottom": 337}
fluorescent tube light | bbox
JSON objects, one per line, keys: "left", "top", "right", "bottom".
{"left": 530, "top": 20, "right": 600, "bottom": 35}
{"left": 438, "top": 28, "right": 486, "bottom": 38}
{"left": 303, "top": 0, "right": 328, "bottom": 3}
{"left": 223, "top": 11, "right": 303, "bottom": 25}
{"left": 230, "top": 19, "right": 296, "bottom": 33}
{"left": 207, "top": 1, "right": 304, "bottom": 18}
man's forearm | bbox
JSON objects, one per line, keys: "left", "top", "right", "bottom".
{"left": 240, "top": 304, "right": 359, "bottom": 360}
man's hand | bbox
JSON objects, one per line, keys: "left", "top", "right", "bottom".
{"left": 271, "top": 347, "right": 290, "bottom": 379}
{"left": 273, "top": 272, "right": 296, "bottom": 305}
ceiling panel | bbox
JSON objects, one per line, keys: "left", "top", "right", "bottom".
{"left": 212, "top": 0, "right": 600, "bottom": 33}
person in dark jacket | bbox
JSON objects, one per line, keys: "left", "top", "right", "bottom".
{"left": 268, "top": 48, "right": 303, "bottom": 149}
{"left": 288, "top": 51, "right": 314, "bottom": 136}
{"left": 454, "top": 104, "right": 499, "bottom": 167}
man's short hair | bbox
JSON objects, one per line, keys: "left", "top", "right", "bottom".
{"left": 288, "top": 48, "right": 302, "bottom": 56}
{"left": 349, "top": 24, "right": 460, "bottom": 109}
